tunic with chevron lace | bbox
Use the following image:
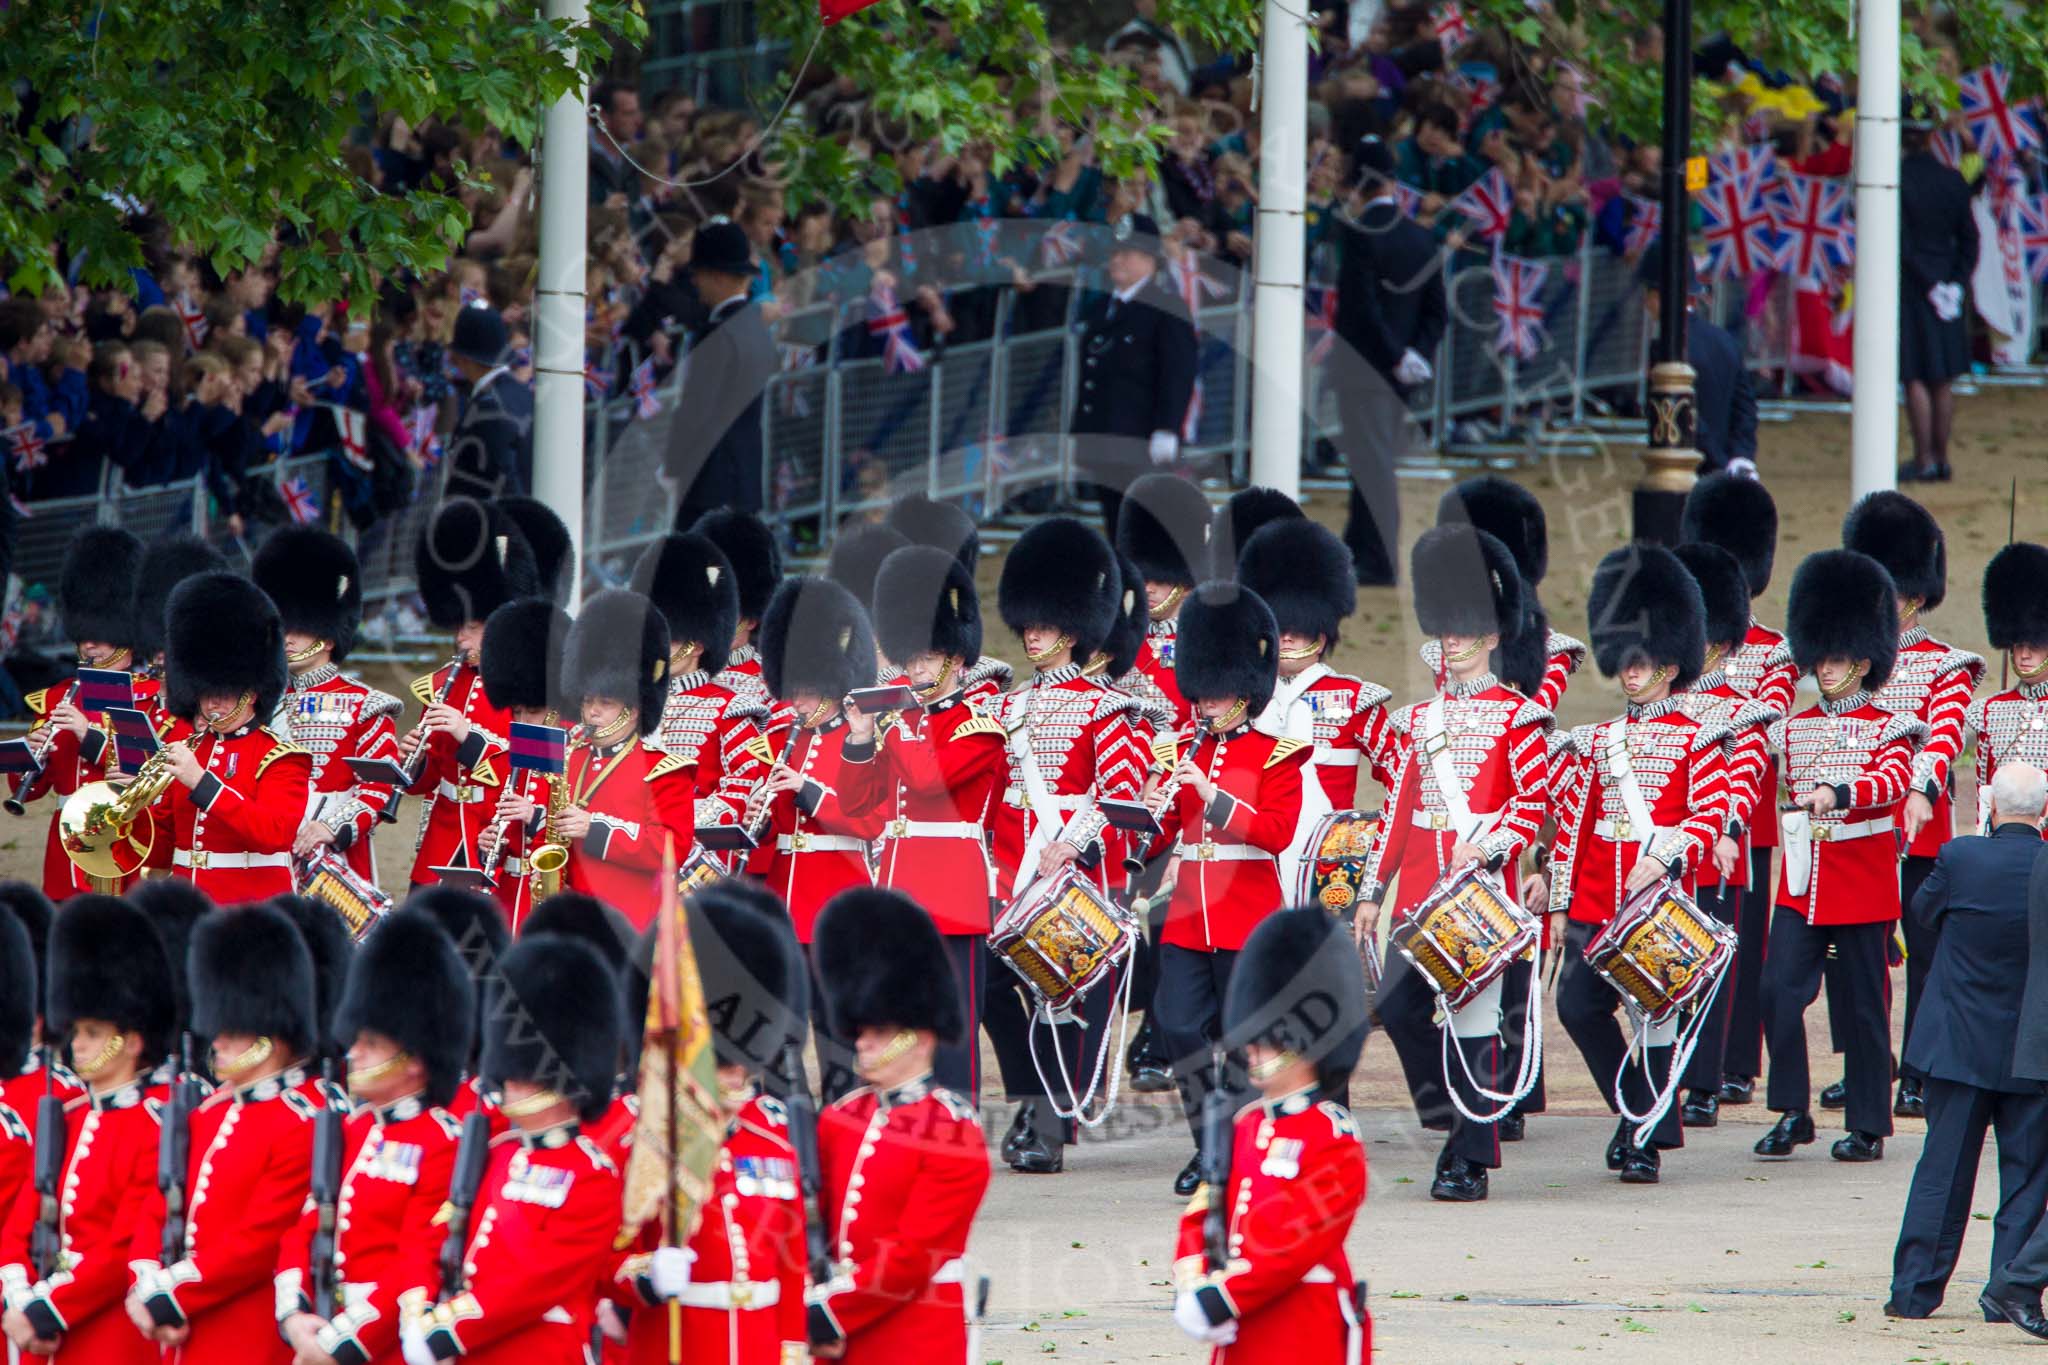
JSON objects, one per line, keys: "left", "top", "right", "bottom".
{"left": 1721, "top": 622, "right": 1798, "bottom": 849}
{"left": 1967, "top": 679, "right": 2048, "bottom": 833}
{"left": 272, "top": 664, "right": 403, "bottom": 886}
{"left": 652, "top": 669, "right": 772, "bottom": 837}
{"left": 1870, "top": 626, "right": 1984, "bottom": 858}
{"left": 1769, "top": 691, "right": 1928, "bottom": 925}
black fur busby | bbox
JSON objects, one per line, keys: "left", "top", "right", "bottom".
{"left": 1175, "top": 582, "right": 1281, "bottom": 714}
{"left": 163, "top": 571, "right": 288, "bottom": 723}
{"left": 758, "top": 578, "right": 876, "bottom": 702}
{"left": 415, "top": 497, "right": 541, "bottom": 629}
{"left": 1787, "top": 549, "right": 1901, "bottom": 689}
{"left": 563, "top": 589, "right": 670, "bottom": 735}
{"left": 1224, "top": 906, "right": 1371, "bottom": 1089}
{"left": 688, "top": 880, "right": 807, "bottom": 1071}
{"left": 480, "top": 934, "right": 623, "bottom": 1121}
{"left": 1587, "top": 545, "right": 1707, "bottom": 689}
{"left": 334, "top": 907, "right": 475, "bottom": 1108}
{"left": 481, "top": 597, "right": 571, "bottom": 713}
{"left": 495, "top": 496, "right": 574, "bottom": 606}
{"left": 0, "top": 882, "right": 54, "bottom": 1022}
{"left": 1680, "top": 472, "right": 1777, "bottom": 597}
{"left": 60, "top": 526, "right": 143, "bottom": 648}
{"left": 1984, "top": 542, "right": 2048, "bottom": 651}
{"left": 270, "top": 896, "right": 356, "bottom": 1058}
{"left": 814, "top": 887, "right": 964, "bottom": 1042}
{"left": 1410, "top": 524, "right": 1522, "bottom": 639}
{"left": 1238, "top": 519, "right": 1355, "bottom": 649}
{"left": 1208, "top": 486, "right": 1304, "bottom": 577}
{"left": 872, "top": 546, "right": 982, "bottom": 665}
{"left": 0, "top": 906, "right": 33, "bottom": 1079}
{"left": 1097, "top": 551, "right": 1148, "bottom": 679}
{"left": 885, "top": 492, "right": 981, "bottom": 572}
{"left": 522, "top": 892, "right": 637, "bottom": 980}
{"left": 690, "top": 508, "right": 783, "bottom": 623}
{"left": 1437, "top": 475, "right": 1548, "bottom": 586}
{"left": 634, "top": 533, "right": 740, "bottom": 676}
{"left": 132, "top": 534, "right": 226, "bottom": 664}
{"left": 405, "top": 884, "right": 510, "bottom": 976}
{"left": 251, "top": 526, "right": 364, "bottom": 662}
{"left": 826, "top": 524, "right": 910, "bottom": 614}
{"left": 188, "top": 904, "right": 317, "bottom": 1057}
{"left": 1495, "top": 588, "right": 1550, "bottom": 698}
{"left": 998, "top": 516, "right": 1120, "bottom": 658}
{"left": 1116, "top": 473, "right": 1211, "bottom": 588}
{"left": 1843, "top": 490, "right": 1945, "bottom": 609}
{"left": 127, "top": 878, "right": 212, "bottom": 1038}
{"left": 47, "top": 894, "right": 178, "bottom": 1066}
{"left": 1674, "top": 542, "right": 1751, "bottom": 653}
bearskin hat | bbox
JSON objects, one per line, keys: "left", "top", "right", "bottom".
{"left": 872, "top": 545, "right": 982, "bottom": 665}
{"left": 1116, "top": 473, "right": 1211, "bottom": 588}
{"left": 1674, "top": 542, "right": 1751, "bottom": 653}
{"left": 1586, "top": 544, "right": 1706, "bottom": 689}
{"left": 1224, "top": 906, "right": 1371, "bottom": 1089}
{"left": 127, "top": 878, "right": 211, "bottom": 1038}
{"left": 1238, "top": 519, "right": 1355, "bottom": 649}
{"left": 163, "top": 570, "right": 288, "bottom": 723}
{"left": 1097, "top": 551, "right": 1149, "bottom": 680}
{"left": 405, "top": 884, "right": 510, "bottom": 975}
{"left": 481, "top": 597, "right": 571, "bottom": 714}
{"left": 634, "top": 533, "right": 740, "bottom": 676}
{"left": 1680, "top": 472, "right": 1777, "bottom": 596}
{"left": 1984, "top": 542, "right": 2048, "bottom": 651}
{"left": 0, "top": 882, "right": 54, "bottom": 1021}
{"left": 47, "top": 894, "right": 178, "bottom": 1066}
{"left": 690, "top": 508, "right": 782, "bottom": 623}
{"left": 563, "top": 589, "right": 670, "bottom": 736}
{"left": 1175, "top": 582, "right": 1281, "bottom": 715}
{"left": 827, "top": 523, "right": 910, "bottom": 611}
{"left": 522, "top": 892, "right": 637, "bottom": 980}
{"left": 1437, "top": 475, "right": 1548, "bottom": 586}
{"left": 187, "top": 904, "right": 317, "bottom": 1057}
{"left": 334, "top": 907, "right": 475, "bottom": 1108}
{"left": 688, "top": 881, "right": 807, "bottom": 1071}
{"left": 1787, "top": 549, "right": 1901, "bottom": 689}
{"left": 251, "top": 526, "right": 364, "bottom": 662}
{"left": 415, "top": 497, "right": 541, "bottom": 629}
{"left": 271, "top": 896, "right": 357, "bottom": 1058}
{"left": 1410, "top": 524, "right": 1522, "bottom": 639}
{"left": 496, "top": 496, "right": 574, "bottom": 606}
{"left": 480, "top": 934, "right": 623, "bottom": 1121}
{"left": 759, "top": 577, "right": 876, "bottom": 702}
{"left": 132, "top": 534, "right": 226, "bottom": 664}
{"left": 998, "top": 517, "right": 1120, "bottom": 659}
{"left": 60, "top": 526, "right": 143, "bottom": 648}
{"left": 0, "top": 906, "right": 33, "bottom": 1080}
{"left": 1208, "top": 487, "right": 1304, "bottom": 577}
{"left": 1495, "top": 587, "right": 1550, "bottom": 698}
{"left": 884, "top": 493, "right": 981, "bottom": 572}
{"left": 1843, "top": 490, "right": 1945, "bottom": 609}
{"left": 814, "top": 887, "right": 964, "bottom": 1043}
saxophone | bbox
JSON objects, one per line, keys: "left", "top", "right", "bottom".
{"left": 528, "top": 772, "right": 572, "bottom": 901}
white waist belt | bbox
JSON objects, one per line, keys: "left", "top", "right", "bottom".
{"left": 174, "top": 849, "right": 292, "bottom": 870}
{"left": 1175, "top": 841, "right": 1270, "bottom": 863}
{"left": 1409, "top": 807, "right": 1503, "bottom": 833}
{"left": 1807, "top": 815, "right": 1895, "bottom": 843}
{"left": 883, "top": 819, "right": 984, "bottom": 840}
{"left": 676, "top": 1279, "right": 780, "bottom": 1310}
{"left": 1002, "top": 788, "right": 1084, "bottom": 812}
{"left": 435, "top": 779, "right": 490, "bottom": 804}
{"left": 1592, "top": 819, "right": 1673, "bottom": 842}
{"left": 775, "top": 833, "right": 869, "bottom": 854}
{"left": 1319, "top": 750, "right": 1360, "bottom": 768}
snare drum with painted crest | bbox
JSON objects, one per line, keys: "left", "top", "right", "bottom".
{"left": 1293, "top": 809, "right": 1381, "bottom": 915}
{"left": 1583, "top": 877, "right": 1736, "bottom": 1024}
{"left": 990, "top": 867, "right": 1140, "bottom": 1015}
{"left": 1387, "top": 864, "right": 1536, "bottom": 1014}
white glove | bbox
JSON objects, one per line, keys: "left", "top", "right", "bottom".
{"left": 650, "top": 1245, "right": 696, "bottom": 1300}
{"left": 1726, "top": 457, "right": 1759, "bottom": 482}
{"left": 1928, "top": 282, "right": 1963, "bottom": 322}
{"left": 1147, "top": 429, "right": 1179, "bottom": 466}
{"left": 1394, "top": 347, "right": 1433, "bottom": 385}
{"left": 1172, "top": 1290, "right": 1238, "bottom": 1344}
{"left": 401, "top": 1326, "right": 438, "bottom": 1365}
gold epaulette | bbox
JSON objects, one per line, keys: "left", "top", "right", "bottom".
{"left": 644, "top": 747, "right": 689, "bottom": 781}
{"left": 256, "top": 733, "right": 311, "bottom": 778}
{"left": 1265, "top": 737, "right": 1311, "bottom": 768}
{"left": 410, "top": 672, "right": 440, "bottom": 706}
{"left": 744, "top": 733, "right": 778, "bottom": 766}
{"left": 1151, "top": 735, "right": 1181, "bottom": 769}
{"left": 951, "top": 714, "right": 1006, "bottom": 741}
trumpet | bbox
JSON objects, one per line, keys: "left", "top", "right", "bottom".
{"left": 59, "top": 737, "right": 189, "bottom": 890}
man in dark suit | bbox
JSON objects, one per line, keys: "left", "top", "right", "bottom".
{"left": 1069, "top": 213, "right": 1198, "bottom": 540}
{"left": 1984, "top": 765, "right": 2048, "bottom": 1340}
{"left": 443, "top": 303, "right": 534, "bottom": 501}
{"left": 1333, "top": 135, "right": 1445, "bottom": 585}
{"left": 1640, "top": 237, "right": 1758, "bottom": 476}
{"left": 663, "top": 220, "right": 775, "bottom": 524}
{"left": 1887, "top": 761, "right": 2048, "bottom": 1324}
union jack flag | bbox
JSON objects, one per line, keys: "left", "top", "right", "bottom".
{"left": 5, "top": 423, "right": 45, "bottom": 473}
{"left": 281, "top": 475, "right": 319, "bottom": 525}
{"left": 1040, "top": 219, "right": 1082, "bottom": 268}
{"left": 1390, "top": 180, "right": 1425, "bottom": 217}
{"left": 1450, "top": 168, "right": 1513, "bottom": 241}
{"left": 865, "top": 283, "right": 925, "bottom": 374}
{"left": 1306, "top": 283, "right": 1340, "bottom": 366}
{"left": 1772, "top": 173, "right": 1854, "bottom": 288}
{"left": 332, "top": 405, "right": 371, "bottom": 472}
{"left": 2017, "top": 194, "right": 2048, "bottom": 284}
{"left": 630, "top": 358, "right": 661, "bottom": 419}
{"left": 1696, "top": 173, "right": 1783, "bottom": 281}
{"left": 584, "top": 358, "right": 609, "bottom": 400}
{"left": 1960, "top": 63, "right": 2043, "bottom": 164}
{"left": 458, "top": 285, "right": 483, "bottom": 310}
{"left": 969, "top": 207, "right": 1001, "bottom": 269}
{"left": 1490, "top": 252, "right": 1547, "bottom": 360}
{"left": 1621, "top": 195, "right": 1661, "bottom": 256}
{"left": 1449, "top": 65, "right": 1499, "bottom": 118}
{"left": 778, "top": 341, "right": 816, "bottom": 418}
{"left": 1433, "top": 2, "right": 1468, "bottom": 47}
{"left": 1709, "top": 143, "right": 1778, "bottom": 201}
{"left": 172, "top": 293, "right": 208, "bottom": 352}
{"left": 1929, "top": 128, "right": 1967, "bottom": 170}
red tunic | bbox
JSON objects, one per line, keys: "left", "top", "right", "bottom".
{"left": 409, "top": 1125, "right": 622, "bottom": 1364}
{"left": 835, "top": 695, "right": 1007, "bottom": 935}
{"left": 486, "top": 764, "right": 553, "bottom": 935}
{"left": 1771, "top": 694, "right": 1926, "bottom": 925}
{"left": 272, "top": 664, "right": 402, "bottom": 885}
{"left": 1260, "top": 666, "right": 1394, "bottom": 811}
{"left": 1673, "top": 671, "right": 1779, "bottom": 890}
{"left": 654, "top": 671, "right": 772, "bottom": 851}
{"left": 748, "top": 716, "right": 883, "bottom": 943}
{"left": 0, "top": 1079, "right": 162, "bottom": 1364}
{"left": 1172, "top": 1088, "right": 1369, "bottom": 1365}
{"left": 144, "top": 724, "right": 314, "bottom": 905}
{"left": 1132, "top": 617, "right": 1193, "bottom": 733}
{"left": 1722, "top": 623, "right": 1798, "bottom": 849}
{"left": 713, "top": 647, "right": 769, "bottom": 710}
{"left": 1871, "top": 628, "right": 1984, "bottom": 858}
{"left": 562, "top": 738, "right": 697, "bottom": 928}
{"left": 405, "top": 663, "right": 513, "bottom": 885}
{"left": 1968, "top": 681, "right": 2048, "bottom": 834}
{"left": 811, "top": 1079, "right": 988, "bottom": 1365}
{"left": 1153, "top": 727, "right": 1311, "bottom": 951}
{"left": 273, "top": 1096, "right": 462, "bottom": 1365}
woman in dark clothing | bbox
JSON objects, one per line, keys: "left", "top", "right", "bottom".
{"left": 1897, "top": 118, "right": 1980, "bottom": 482}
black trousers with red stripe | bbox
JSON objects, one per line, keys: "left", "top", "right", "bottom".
{"left": 1721, "top": 845, "right": 1776, "bottom": 1082}
{"left": 1376, "top": 947, "right": 1503, "bottom": 1168}
{"left": 983, "top": 940, "right": 1121, "bottom": 1145}
{"left": 1680, "top": 877, "right": 1743, "bottom": 1092}
{"left": 1557, "top": 920, "right": 1684, "bottom": 1151}
{"left": 934, "top": 933, "right": 986, "bottom": 1101}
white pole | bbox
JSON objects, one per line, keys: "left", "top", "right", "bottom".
{"left": 533, "top": 0, "right": 590, "bottom": 607}
{"left": 1850, "top": 0, "right": 1900, "bottom": 499}
{"left": 1247, "top": 0, "right": 1308, "bottom": 500}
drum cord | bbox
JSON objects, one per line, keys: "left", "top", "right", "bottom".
{"left": 1612, "top": 968, "right": 1730, "bottom": 1149}
{"left": 1031, "top": 961, "right": 1138, "bottom": 1128}
{"left": 1439, "top": 953, "right": 1545, "bottom": 1125}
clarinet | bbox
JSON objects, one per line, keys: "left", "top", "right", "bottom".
{"left": 1123, "top": 727, "right": 1219, "bottom": 876}
{"left": 29, "top": 1048, "right": 65, "bottom": 1281}
{"left": 384, "top": 651, "right": 466, "bottom": 827}
{"left": 1199, "top": 1045, "right": 1233, "bottom": 1272}
{"left": 158, "top": 1034, "right": 200, "bottom": 1269}
{"left": 436, "top": 1109, "right": 493, "bottom": 1298}
{"left": 5, "top": 680, "right": 77, "bottom": 817}
{"left": 307, "top": 1056, "right": 346, "bottom": 1315}
{"left": 742, "top": 713, "right": 813, "bottom": 844}
{"left": 779, "top": 1039, "right": 834, "bottom": 1288}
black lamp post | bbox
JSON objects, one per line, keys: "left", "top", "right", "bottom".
{"left": 1634, "top": 0, "right": 1697, "bottom": 544}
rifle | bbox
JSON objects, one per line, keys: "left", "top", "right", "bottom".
{"left": 307, "top": 1056, "right": 346, "bottom": 1316}
{"left": 1199, "top": 1046, "right": 1233, "bottom": 1273}
{"left": 158, "top": 1033, "right": 200, "bottom": 1268}
{"left": 779, "top": 1039, "right": 834, "bottom": 1288}
{"left": 29, "top": 1047, "right": 65, "bottom": 1281}
{"left": 436, "top": 1109, "right": 492, "bottom": 1298}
